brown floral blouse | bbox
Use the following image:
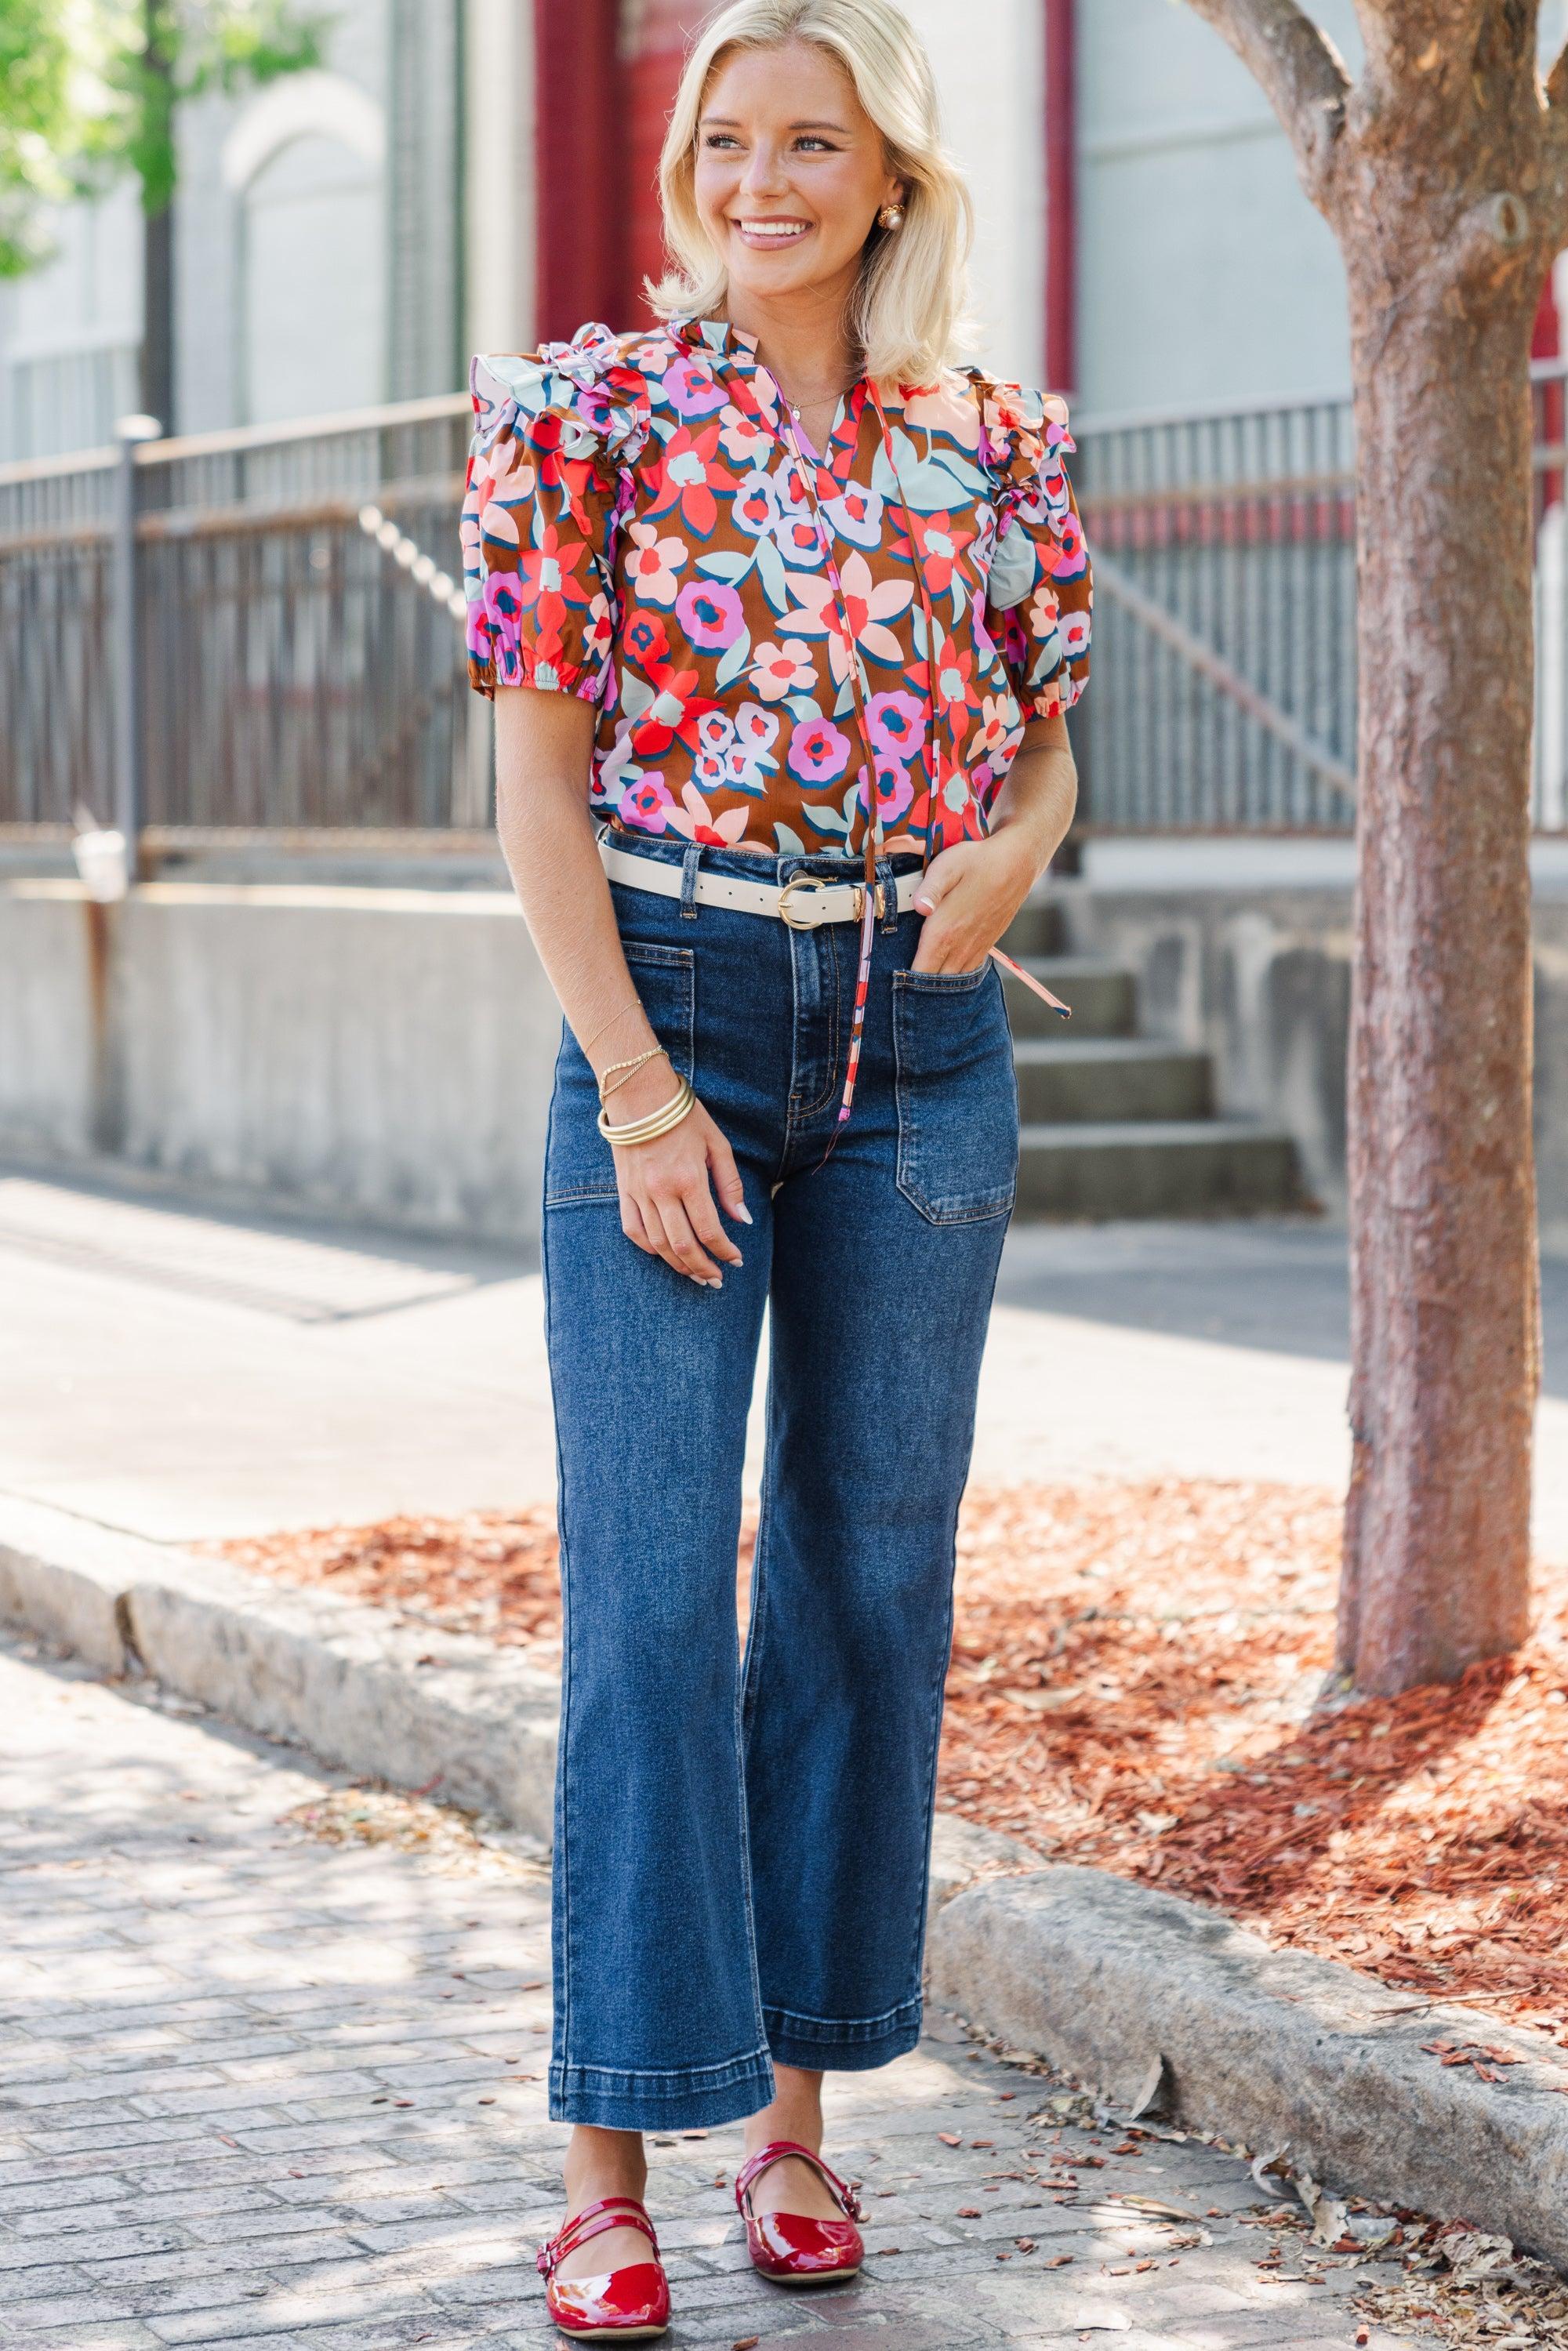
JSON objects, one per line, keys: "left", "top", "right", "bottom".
{"left": 461, "top": 314, "right": 1092, "bottom": 858}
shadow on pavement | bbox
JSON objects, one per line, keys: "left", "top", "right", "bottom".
{"left": 997, "top": 1218, "right": 1568, "bottom": 1400}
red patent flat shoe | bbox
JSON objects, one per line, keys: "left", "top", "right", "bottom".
{"left": 536, "top": 2196, "right": 670, "bottom": 2339}
{"left": 735, "top": 2139, "right": 864, "bottom": 2284}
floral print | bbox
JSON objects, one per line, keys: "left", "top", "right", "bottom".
{"left": 461, "top": 314, "right": 1091, "bottom": 857}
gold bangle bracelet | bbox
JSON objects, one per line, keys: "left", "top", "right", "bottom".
{"left": 596, "top": 1076, "right": 697, "bottom": 1146}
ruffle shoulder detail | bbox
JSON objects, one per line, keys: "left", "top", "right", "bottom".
{"left": 964, "top": 369, "right": 1076, "bottom": 546}
{"left": 470, "top": 323, "right": 655, "bottom": 480}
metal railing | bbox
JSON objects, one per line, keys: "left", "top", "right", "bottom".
{"left": 1072, "top": 361, "right": 1568, "bottom": 835}
{"left": 0, "top": 392, "right": 486, "bottom": 845}
{"left": 9, "top": 370, "right": 1568, "bottom": 846}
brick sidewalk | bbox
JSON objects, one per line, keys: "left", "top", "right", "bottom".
{"left": 0, "top": 1635, "right": 1425, "bottom": 2351}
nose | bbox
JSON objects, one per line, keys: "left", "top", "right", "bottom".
{"left": 739, "top": 139, "right": 789, "bottom": 199}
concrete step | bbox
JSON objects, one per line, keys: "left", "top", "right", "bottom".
{"left": 1001, "top": 955, "right": 1138, "bottom": 1039}
{"left": 1014, "top": 1119, "right": 1302, "bottom": 1221}
{"left": 1014, "top": 1037, "right": 1212, "bottom": 1125}
{"left": 1000, "top": 900, "right": 1067, "bottom": 957}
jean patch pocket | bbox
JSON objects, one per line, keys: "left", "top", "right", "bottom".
{"left": 544, "top": 940, "right": 696, "bottom": 1208}
{"left": 893, "top": 963, "right": 1018, "bottom": 1226}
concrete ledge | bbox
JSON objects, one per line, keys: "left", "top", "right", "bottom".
{"left": 927, "top": 1863, "right": 1568, "bottom": 2269}
{"left": 0, "top": 1496, "right": 560, "bottom": 1841}
{"left": 927, "top": 1812, "right": 1039, "bottom": 1911}
{"left": 0, "top": 1497, "right": 144, "bottom": 1675}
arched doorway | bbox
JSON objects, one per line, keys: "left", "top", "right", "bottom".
{"left": 223, "top": 72, "right": 387, "bottom": 424}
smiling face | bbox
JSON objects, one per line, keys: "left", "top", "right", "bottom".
{"left": 693, "top": 40, "right": 904, "bottom": 318}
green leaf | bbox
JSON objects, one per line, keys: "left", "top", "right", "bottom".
{"left": 695, "top": 548, "right": 753, "bottom": 582}
{"left": 753, "top": 536, "right": 790, "bottom": 612}
{"left": 0, "top": 0, "right": 74, "bottom": 274}
{"left": 0, "top": 0, "right": 331, "bottom": 252}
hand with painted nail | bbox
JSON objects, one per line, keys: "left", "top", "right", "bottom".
{"left": 910, "top": 829, "right": 1040, "bottom": 974}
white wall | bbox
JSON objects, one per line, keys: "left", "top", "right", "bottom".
{"left": 242, "top": 135, "right": 386, "bottom": 423}
{"left": 464, "top": 0, "right": 536, "bottom": 359}
{"left": 0, "top": 883, "right": 563, "bottom": 1249}
{"left": 900, "top": 0, "right": 1046, "bottom": 389}
{"left": 1076, "top": 0, "right": 1363, "bottom": 416}
{"left": 0, "top": 188, "right": 142, "bottom": 457}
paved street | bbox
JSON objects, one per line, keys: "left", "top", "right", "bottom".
{"left": 2, "top": 1166, "right": 1566, "bottom": 1554}
{"left": 0, "top": 1633, "right": 1428, "bottom": 2351}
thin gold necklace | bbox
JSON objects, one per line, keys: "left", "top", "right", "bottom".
{"left": 777, "top": 376, "right": 856, "bottom": 419}
{"left": 764, "top": 364, "right": 860, "bottom": 422}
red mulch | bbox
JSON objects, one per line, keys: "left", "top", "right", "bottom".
{"left": 216, "top": 1477, "right": 1568, "bottom": 2050}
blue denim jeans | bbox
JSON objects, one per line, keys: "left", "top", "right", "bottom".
{"left": 542, "top": 830, "right": 1017, "bottom": 2130}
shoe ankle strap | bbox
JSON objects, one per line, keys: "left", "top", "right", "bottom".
{"left": 536, "top": 2196, "right": 659, "bottom": 2279}
{"left": 735, "top": 2139, "right": 863, "bottom": 2222}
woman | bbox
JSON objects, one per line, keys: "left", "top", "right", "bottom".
{"left": 461, "top": 0, "right": 1091, "bottom": 2335}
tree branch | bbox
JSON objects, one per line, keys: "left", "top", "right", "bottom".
{"left": 1548, "top": 35, "right": 1568, "bottom": 111}
{"left": 1183, "top": 0, "right": 1353, "bottom": 212}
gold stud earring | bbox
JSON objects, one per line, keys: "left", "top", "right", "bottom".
{"left": 878, "top": 202, "right": 905, "bottom": 231}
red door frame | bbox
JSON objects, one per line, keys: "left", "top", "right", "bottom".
{"left": 533, "top": 0, "right": 626, "bottom": 344}
{"left": 1044, "top": 0, "right": 1077, "bottom": 394}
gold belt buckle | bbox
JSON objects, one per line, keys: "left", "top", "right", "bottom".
{"left": 778, "top": 873, "right": 833, "bottom": 929}
{"left": 777, "top": 875, "right": 886, "bottom": 927}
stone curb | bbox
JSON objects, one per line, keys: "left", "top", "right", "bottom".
{"left": 5, "top": 1493, "right": 1567, "bottom": 2268}
{"left": 0, "top": 1495, "right": 560, "bottom": 1841}
{"left": 927, "top": 1862, "right": 1568, "bottom": 2272}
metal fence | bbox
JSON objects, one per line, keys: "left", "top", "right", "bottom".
{"left": 8, "top": 368, "right": 1568, "bottom": 846}
{"left": 0, "top": 393, "right": 487, "bottom": 847}
{"left": 1071, "top": 358, "right": 1568, "bottom": 835}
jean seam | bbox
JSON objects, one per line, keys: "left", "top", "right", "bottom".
{"left": 762, "top": 1994, "right": 923, "bottom": 2034}
{"left": 735, "top": 1395, "right": 777, "bottom": 2077}
{"left": 541, "top": 1195, "right": 574, "bottom": 2088}
{"left": 732, "top": 1476, "right": 772, "bottom": 2084}
{"left": 902, "top": 1215, "right": 1007, "bottom": 2004}
{"left": 621, "top": 941, "right": 696, "bottom": 971}
{"left": 786, "top": 930, "right": 842, "bottom": 1127}
{"left": 739, "top": 1425, "right": 774, "bottom": 1737}
{"left": 552, "top": 2045, "right": 772, "bottom": 2086}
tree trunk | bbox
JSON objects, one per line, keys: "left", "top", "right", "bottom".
{"left": 1179, "top": 0, "right": 1555, "bottom": 1696}
{"left": 140, "top": 201, "right": 174, "bottom": 434}
{"left": 137, "top": 0, "right": 175, "bottom": 434}
{"left": 1338, "top": 249, "right": 1542, "bottom": 1693}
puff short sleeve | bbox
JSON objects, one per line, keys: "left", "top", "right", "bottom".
{"left": 975, "top": 377, "right": 1092, "bottom": 721}
{"left": 461, "top": 326, "right": 651, "bottom": 700}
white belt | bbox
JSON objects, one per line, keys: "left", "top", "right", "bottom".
{"left": 599, "top": 835, "right": 924, "bottom": 930}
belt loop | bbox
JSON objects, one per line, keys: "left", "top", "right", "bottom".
{"left": 679, "top": 840, "right": 702, "bottom": 920}
{"left": 876, "top": 854, "right": 898, "bottom": 934}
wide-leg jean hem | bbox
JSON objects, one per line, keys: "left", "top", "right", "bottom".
{"left": 763, "top": 1993, "right": 924, "bottom": 2075}
{"left": 549, "top": 2046, "right": 776, "bottom": 2132}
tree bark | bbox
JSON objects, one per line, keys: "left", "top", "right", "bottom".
{"left": 140, "top": 201, "right": 174, "bottom": 433}
{"left": 1183, "top": 0, "right": 1551, "bottom": 1693}
{"left": 137, "top": 0, "right": 175, "bottom": 434}
{"left": 1341, "top": 278, "right": 1541, "bottom": 1692}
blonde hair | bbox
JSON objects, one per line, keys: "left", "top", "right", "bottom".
{"left": 648, "top": 0, "right": 973, "bottom": 388}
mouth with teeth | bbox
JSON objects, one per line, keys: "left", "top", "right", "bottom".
{"left": 731, "top": 216, "right": 814, "bottom": 250}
